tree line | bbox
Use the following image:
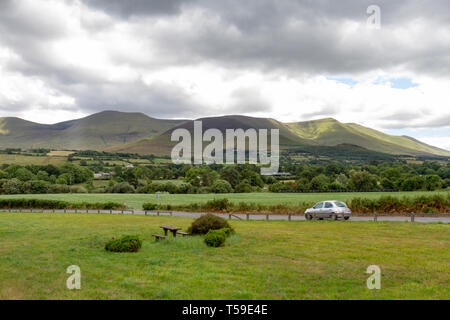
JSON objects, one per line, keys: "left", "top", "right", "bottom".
{"left": 0, "top": 160, "right": 448, "bottom": 194}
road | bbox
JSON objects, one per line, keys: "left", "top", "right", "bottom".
{"left": 1, "top": 209, "right": 449, "bottom": 223}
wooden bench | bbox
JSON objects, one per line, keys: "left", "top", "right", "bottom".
{"left": 152, "top": 234, "right": 167, "bottom": 241}
{"left": 177, "top": 231, "right": 190, "bottom": 237}
{"left": 160, "top": 225, "right": 182, "bottom": 237}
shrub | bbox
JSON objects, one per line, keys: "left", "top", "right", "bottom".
{"left": 219, "top": 227, "right": 233, "bottom": 237}
{"left": 204, "top": 230, "right": 226, "bottom": 247}
{"left": 204, "top": 198, "right": 230, "bottom": 211}
{"left": 143, "top": 202, "right": 158, "bottom": 210}
{"left": 0, "top": 198, "right": 124, "bottom": 210}
{"left": 211, "top": 179, "right": 233, "bottom": 193}
{"left": 187, "top": 213, "right": 233, "bottom": 235}
{"left": 105, "top": 235, "right": 142, "bottom": 252}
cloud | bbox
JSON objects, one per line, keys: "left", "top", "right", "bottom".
{"left": 0, "top": 0, "right": 448, "bottom": 153}
{"left": 81, "top": 0, "right": 193, "bottom": 18}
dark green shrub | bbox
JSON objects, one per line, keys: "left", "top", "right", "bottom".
{"left": 0, "top": 198, "right": 123, "bottom": 210}
{"left": 219, "top": 227, "right": 233, "bottom": 237}
{"left": 187, "top": 213, "right": 233, "bottom": 235}
{"left": 143, "top": 202, "right": 158, "bottom": 210}
{"left": 105, "top": 235, "right": 142, "bottom": 252}
{"left": 204, "top": 230, "right": 226, "bottom": 247}
{"left": 211, "top": 179, "right": 233, "bottom": 193}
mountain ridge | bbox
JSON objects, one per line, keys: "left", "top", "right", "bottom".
{"left": 0, "top": 110, "right": 448, "bottom": 157}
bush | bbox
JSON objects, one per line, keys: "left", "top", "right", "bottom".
{"left": 204, "top": 198, "right": 231, "bottom": 211}
{"left": 0, "top": 198, "right": 124, "bottom": 210}
{"left": 142, "top": 202, "right": 158, "bottom": 210}
{"left": 219, "top": 227, "right": 233, "bottom": 237}
{"left": 211, "top": 179, "right": 233, "bottom": 193}
{"left": 105, "top": 235, "right": 142, "bottom": 252}
{"left": 187, "top": 213, "right": 233, "bottom": 235}
{"left": 204, "top": 230, "right": 226, "bottom": 247}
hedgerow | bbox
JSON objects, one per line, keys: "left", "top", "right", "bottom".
{"left": 0, "top": 199, "right": 124, "bottom": 210}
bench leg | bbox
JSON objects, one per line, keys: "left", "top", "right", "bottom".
{"left": 172, "top": 231, "right": 177, "bottom": 237}
{"left": 163, "top": 229, "right": 168, "bottom": 236}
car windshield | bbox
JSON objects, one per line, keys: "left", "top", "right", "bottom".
{"left": 334, "top": 201, "right": 347, "bottom": 208}
{"left": 313, "top": 202, "right": 323, "bottom": 209}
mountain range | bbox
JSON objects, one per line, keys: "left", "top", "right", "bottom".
{"left": 0, "top": 110, "right": 449, "bottom": 157}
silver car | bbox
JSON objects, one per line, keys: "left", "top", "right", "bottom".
{"left": 305, "top": 200, "right": 351, "bottom": 220}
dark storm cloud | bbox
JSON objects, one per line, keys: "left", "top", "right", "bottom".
{"left": 81, "top": 0, "right": 193, "bottom": 18}
{"left": 141, "top": 0, "right": 450, "bottom": 76}
{"left": 0, "top": 0, "right": 449, "bottom": 123}
{"left": 67, "top": 80, "right": 204, "bottom": 119}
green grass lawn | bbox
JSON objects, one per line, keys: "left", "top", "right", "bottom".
{"left": 0, "top": 191, "right": 447, "bottom": 210}
{"left": 0, "top": 212, "right": 448, "bottom": 299}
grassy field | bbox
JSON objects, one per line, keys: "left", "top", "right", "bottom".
{"left": 0, "top": 191, "right": 447, "bottom": 210}
{"left": 0, "top": 212, "right": 448, "bottom": 299}
{"left": 47, "top": 151, "right": 75, "bottom": 157}
{"left": 0, "top": 154, "right": 67, "bottom": 166}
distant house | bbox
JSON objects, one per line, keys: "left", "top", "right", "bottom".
{"left": 94, "top": 172, "right": 112, "bottom": 179}
{"left": 264, "top": 172, "right": 292, "bottom": 177}
{"left": 125, "top": 164, "right": 135, "bottom": 168}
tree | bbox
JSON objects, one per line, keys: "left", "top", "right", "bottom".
{"left": 2, "top": 179, "right": 23, "bottom": 194}
{"left": 220, "top": 167, "right": 240, "bottom": 188}
{"left": 211, "top": 179, "right": 233, "bottom": 193}
{"left": 234, "top": 179, "right": 252, "bottom": 193}
{"left": 36, "top": 171, "right": 49, "bottom": 181}
{"left": 15, "top": 168, "right": 35, "bottom": 182}
{"left": 347, "top": 171, "right": 378, "bottom": 191}
{"left": 424, "top": 175, "right": 442, "bottom": 191}
{"left": 309, "top": 174, "right": 329, "bottom": 191}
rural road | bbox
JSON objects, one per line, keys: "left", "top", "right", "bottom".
{"left": 1, "top": 209, "right": 449, "bottom": 223}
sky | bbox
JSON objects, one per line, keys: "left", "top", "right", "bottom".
{"left": 0, "top": 0, "right": 449, "bottom": 150}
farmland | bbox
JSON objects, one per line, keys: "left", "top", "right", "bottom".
{"left": 0, "top": 212, "right": 448, "bottom": 299}
{"left": 0, "top": 154, "right": 67, "bottom": 166}
{"left": 0, "top": 191, "right": 446, "bottom": 210}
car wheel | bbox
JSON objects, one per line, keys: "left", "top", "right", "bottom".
{"left": 344, "top": 216, "right": 350, "bottom": 220}
{"left": 331, "top": 214, "right": 338, "bottom": 220}
{"left": 305, "top": 214, "right": 312, "bottom": 220}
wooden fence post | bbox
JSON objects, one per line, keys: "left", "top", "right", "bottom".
{"left": 229, "top": 214, "right": 232, "bottom": 220}
{"left": 157, "top": 211, "right": 160, "bottom": 216}
{"left": 145, "top": 211, "right": 147, "bottom": 216}
{"left": 374, "top": 213, "right": 378, "bottom": 222}
{"left": 266, "top": 214, "right": 269, "bottom": 221}
{"left": 411, "top": 212, "right": 415, "bottom": 223}
{"left": 288, "top": 213, "right": 292, "bottom": 221}
{"left": 246, "top": 213, "right": 249, "bottom": 221}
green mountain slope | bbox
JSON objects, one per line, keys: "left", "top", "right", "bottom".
{"left": 1, "top": 111, "right": 448, "bottom": 157}
{"left": 109, "top": 115, "right": 450, "bottom": 157}
{"left": 285, "top": 118, "right": 450, "bottom": 156}
{"left": 0, "top": 111, "right": 185, "bottom": 150}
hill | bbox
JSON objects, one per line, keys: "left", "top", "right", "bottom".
{"left": 109, "top": 116, "right": 450, "bottom": 157}
{"left": 0, "top": 111, "right": 185, "bottom": 150}
{"left": 1, "top": 111, "right": 448, "bottom": 158}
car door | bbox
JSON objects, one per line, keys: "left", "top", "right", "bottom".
{"left": 312, "top": 202, "right": 323, "bottom": 217}
{"left": 323, "top": 202, "right": 334, "bottom": 218}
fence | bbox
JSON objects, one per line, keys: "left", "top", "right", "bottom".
{"left": 1, "top": 208, "right": 449, "bottom": 222}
